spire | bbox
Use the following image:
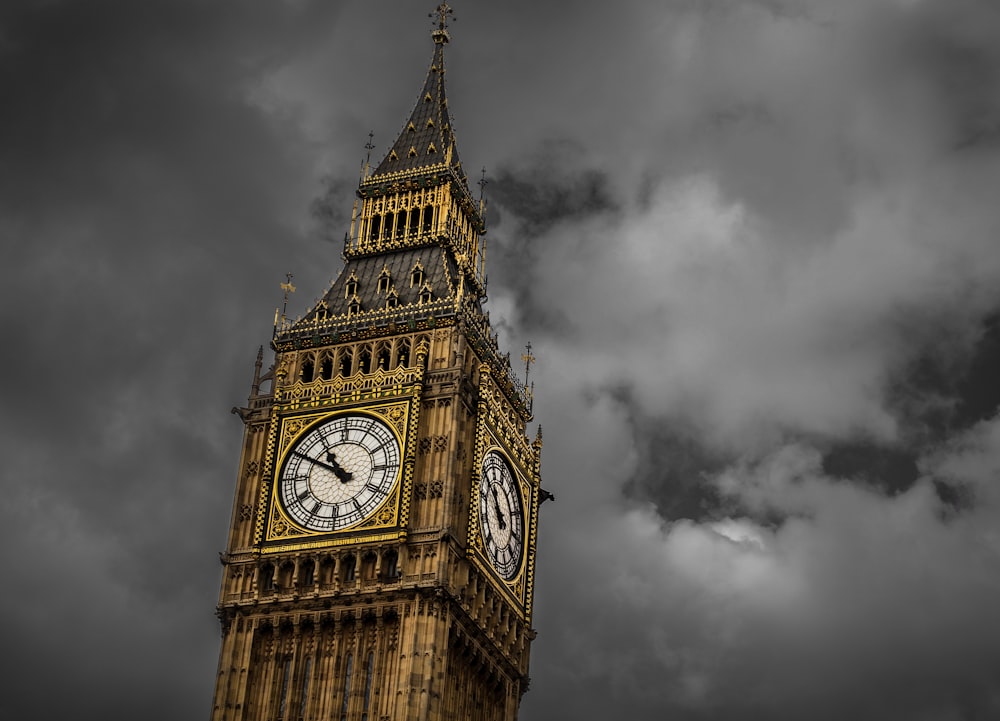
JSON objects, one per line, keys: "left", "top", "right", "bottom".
{"left": 371, "top": 3, "right": 463, "bottom": 179}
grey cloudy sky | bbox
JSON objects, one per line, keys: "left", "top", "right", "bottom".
{"left": 3, "top": 1, "right": 1000, "bottom": 719}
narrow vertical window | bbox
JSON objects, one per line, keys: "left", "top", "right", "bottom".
{"left": 361, "top": 651, "right": 375, "bottom": 721}
{"left": 277, "top": 657, "right": 292, "bottom": 720}
{"left": 340, "top": 653, "right": 353, "bottom": 721}
{"left": 422, "top": 205, "right": 433, "bottom": 233}
{"left": 370, "top": 214, "right": 381, "bottom": 241}
{"left": 298, "top": 656, "right": 312, "bottom": 720}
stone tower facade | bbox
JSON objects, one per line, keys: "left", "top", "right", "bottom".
{"left": 210, "top": 6, "right": 545, "bottom": 720}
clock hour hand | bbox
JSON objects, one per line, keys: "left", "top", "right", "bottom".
{"left": 325, "top": 451, "right": 354, "bottom": 483}
{"left": 490, "top": 485, "right": 507, "bottom": 530}
{"left": 292, "top": 451, "right": 353, "bottom": 483}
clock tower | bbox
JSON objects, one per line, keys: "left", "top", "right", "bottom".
{"left": 210, "top": 6, "right": 545, "bottom": 721}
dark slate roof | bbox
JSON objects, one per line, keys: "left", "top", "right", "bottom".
{"left": 371, "top": 36, "right": 464, "bottom": 179}
{"left": 302, "top": 246, "right": 459, "bottom": 321}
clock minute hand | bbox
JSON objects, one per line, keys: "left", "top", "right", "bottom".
{"left": 490, "top": 486, "right": 507, "bottom": 530}
{"left": 293, "top": 451, "right": 353, "bottom": 483}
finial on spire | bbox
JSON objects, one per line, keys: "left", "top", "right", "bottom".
{"left": 279, "top": 272, "right": 296, "bottom": 324}
{"left": 430, "top": 2, "right": 454, "bottom": 44}
{"left": 361, "top": 130, "right": 376, "bottom": 179}
{"left": 478, "top": 166, "right": 488, "bottom": 204}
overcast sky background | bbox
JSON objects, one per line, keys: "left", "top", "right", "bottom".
{"left": 3, "top": 1, "right": 1000, "bottom": 719}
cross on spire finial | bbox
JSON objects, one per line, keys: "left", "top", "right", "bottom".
{"left": 364, "top": 131, "right": 375, "bottom": 164}
{"left": 429, "top": 3, "right": 454, "bottom": 43}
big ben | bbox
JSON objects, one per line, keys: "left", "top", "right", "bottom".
{"left": 210, "top": 5, "right": 545, "bottom": 721}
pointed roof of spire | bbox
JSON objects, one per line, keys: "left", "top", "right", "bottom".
{"left": 372, "top": 8, "right": 463, "bottom": 179}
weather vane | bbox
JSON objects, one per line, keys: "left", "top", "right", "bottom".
{"left": 521, "top": 342, "right": 535, "bottom": 387}
{"left": 279, "top": 272, "right": 296, "bottom": 323}
{"left": 522, "top": 343, "right": 536, "bottom": 413}
{"left": 364, "top": 131, "right": 375, "bottom": 165}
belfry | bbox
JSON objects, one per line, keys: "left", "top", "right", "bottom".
{"left": 210, "top": 5, "right": 545, "bottom": 720}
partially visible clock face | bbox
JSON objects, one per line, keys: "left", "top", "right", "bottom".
{"left": 279, "top": 414, "right": 401, "bottom": 532}
{"left": 478, "top": 450, "right": 524, "bottom": 580}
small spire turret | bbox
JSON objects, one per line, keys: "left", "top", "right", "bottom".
{"left": 370, "top": 4, "right": 462, "bottom": 179}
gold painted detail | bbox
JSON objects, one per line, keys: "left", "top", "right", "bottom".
{"left": 274, "top": 365, "right": 421, "bottom": 411}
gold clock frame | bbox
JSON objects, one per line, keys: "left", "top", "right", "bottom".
{"left": 467, "top": 431, "right": 537, "bottom": 615}
{"left": 256, "top": 396, "right": 419, "bottom": 554}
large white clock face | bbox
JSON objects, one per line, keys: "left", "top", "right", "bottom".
{"left": 478, "top": 450, "right": 524, "bottom": 581}
{"left": 279, "top": 414, "right": 401, "bottom": 532}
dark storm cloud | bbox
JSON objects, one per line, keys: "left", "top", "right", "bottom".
{"left": 7, "top": 1, "right": 1000, "bottom": 720}
{"left": 1, "top": 1, "right": 347, "bottom": 719}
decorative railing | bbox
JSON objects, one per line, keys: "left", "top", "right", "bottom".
{"left": 273, "top": 297, "right": 456, "bottom": 344}
{"left": 274, "top": 366, "right": 422, "bottom": 406}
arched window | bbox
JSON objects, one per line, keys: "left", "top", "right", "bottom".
{"left": 341, "top": 555, "right": 356, "bottom": 583}
{"left": 369, "top": 214, "right": 381, "bottom": 241}
{"left": 358, "top": 348, "right": 372, "bottom": 374}
{"left": 395, "top": 210, "right": 405, "bottom": 238}
{"left": 348, "top": 297, "right": 361, "bottom": 317}
{"left": 320, "top": 557, "right": 335, "bottom": 586}
{"left": 396, "top": 339, "right": 410, "bottom": 368}
{"left": 377, "top": 268, "right": 391, "bottom": 294}
{"left": 345, "top": 276, "right": 358, "bottom": 298}
{"left": 382, "top": 550, "right": 399, "bottom": 580}
{"left": 278, "top": 561, "right": 294, "bottom": 589}
{"left": 300, "top": 357, "right": 315, "bottom": 383}
{"left": 300, "top": 559, "right": 315, "bottom": 588}
{"left": 422, "top": 205, "right": 433, "bottom": 233}
{"left": 376, "top": 344, "right": 391, "bottom": 370}
{"left": 259, "top": 563, "right": 274, "bottom": 593}
{"left": 338, "top": 350, "right": 353, "bottom": 377}
{"left": 385, "top": 291, "right": 398, "bottom": 309}
{"left": 408, "top": 207, "right": 420, "bottom": 236}
{"left": 419, "top": 284, "right": 433, "bottom": 305}
{"left": 361, "top": 552, "right": 377, "bottom": 581}
{"left": 320, "top": 355, "right": 333, "bottom": 381}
